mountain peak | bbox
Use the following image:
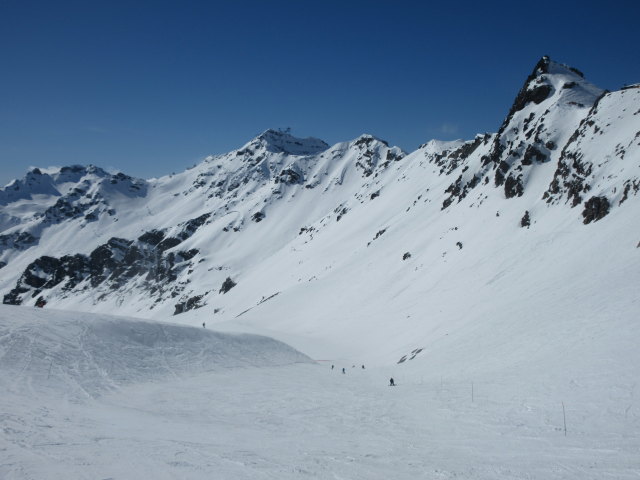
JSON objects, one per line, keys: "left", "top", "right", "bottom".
{"left": 530, "top": 55, "right": 586, "bottom": 80}
{"left": 243, "top": 129, "right": 329, "bottom": 156}
{"left": 351, "top": 133, "right": 390, "bottom": 147}
{"left": 499, "top": 56, "right": 601, "bottom": 125}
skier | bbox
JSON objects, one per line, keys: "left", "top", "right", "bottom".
{"left": 361, "top": 365, "right": 365, "bottom": 369}
{"left": 389, "top": 377, "right": 395, "bottom": 386}
{"left": 342, "top": 367, "right": 346, "bottom": 374}
{"left": 202, "top": 322, "right": 205, "bottom": 328}
{"left": 331, "top": 365, "right": 334, "bottom": 370}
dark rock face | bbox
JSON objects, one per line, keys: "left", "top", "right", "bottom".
{"left": 252, "top": 212, "right": 265, "bottom": 222}
{"left": 620, "top": 179, "right": 640, "bottom": 205}
{"left": 0, "top": 231, "right": 38, "bottom": 256}
{"left": 543, "top": 92, "right": 609, "bottom": 206}
{"left": 432, "top": 135, "right": 488, "bottom": 176}
{"left": 442, "top": 173, "right": 481, "bottom": 209}
{"left": 138, "top": 229, "right": 165, "bottom": 245}
{"left": 522, "top": 145, "right": 547, "bottom": 165}
{"left": 352, "top": 135, "right": 404, "bottom": 177}
{"left": 219, "top": 277, "right": 236, "bottom": 294}
{"left": 582, "top": 196, "right": 610, "bottom": 224}
{"left": 174, "top": 294, "right": 205, "bottom": 315}
{"left": 504, "top": 174, "right": 524, "bottom": 199}
{"left": 507, "top": 56, "right": 552, "bottom": 117}
{"left": 3, "top": 213, "right": 210, "bottom": 306}
{"left": 277, "top": 168, "right": 302, "bottom": 185}
{"left": 512, "top": 85, "right": 553, "bottom": 113}
{"left": 402, "top": 252, "right": 411, "bottom": 260}
{"left": 335, "top": 206, "right": 349, "bottom": 222}
{"left": 478, "top": 56, "right": 574, "bottom": 202}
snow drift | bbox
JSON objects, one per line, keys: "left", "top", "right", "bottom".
{"left": 0, "top": 305, "right": 312, "bottom": 397}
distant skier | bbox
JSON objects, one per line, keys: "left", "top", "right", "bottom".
{"left": 202, "top": 322, "right": 206, "bottom": 328}
{"left": 331, "top": 365, "right": 334, "bottom": 370}
{"left": 389, "top": 377, "right": 395, "bottom": 386}
{"left": 361, "top": 365, "right": 365, "bottom": 369}
{"left": 342, "top": 367, "right": 346, "bottom": 374}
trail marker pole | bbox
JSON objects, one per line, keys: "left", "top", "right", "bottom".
{"left": 562, "top": 402, "right": 567, "bottom": 436}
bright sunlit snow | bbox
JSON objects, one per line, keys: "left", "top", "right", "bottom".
{"left": 1, "top": 57, "right": 639, "bottom": 479}
{"left": 1, "top": 305, "right": 639, "bottom": 479}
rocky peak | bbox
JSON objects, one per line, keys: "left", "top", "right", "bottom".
{"left": 510, "top": 57, "right": 600, "bottom": 116}
{"left": 351, "top": 134, "right": 389, "bottom": 148}
{"left": 242, "top": 129, "right": 329, "bottom": 156}
{"left": 479, "top": 57, "right": 603, "bottom": 199}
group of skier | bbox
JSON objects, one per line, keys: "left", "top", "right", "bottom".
{"left": 330, "top": 364, "right": 395, "bottom": 386}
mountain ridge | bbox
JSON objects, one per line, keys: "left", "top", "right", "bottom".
{"left": 1, "top": 57, "right": 638, "bottom": 363}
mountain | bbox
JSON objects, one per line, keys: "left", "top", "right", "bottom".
{"left": 1, "top": 57, "right": 638, "bottom": 364}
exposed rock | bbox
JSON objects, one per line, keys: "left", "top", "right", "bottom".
{"left": 252, "top": 211, "right": 266, "bottom": 222}
{"left": 522, "top": 145, "right": 547, "bottom": 165}
{"left": 277, "top": 168, "right": 302, "bottom": 185}
{"left": 2, "top": 217, "right": 208, "bottom": 306}
{"left": 582, "top": 196, "right": 610, "bottom": 224}
{"left": 504, "top": 174, "right": 524, "bottom": 199}
{"left": 138, "top": 229, "right": 165, "bottom": 245}
{"left": 174, "top": 294, "right": 205, "bottom": 315}
{"left": 0, "top": 231, "right": 38, "bottom": 255}
{"left": 219, "top": 277, "right": 236, "bottom": 294}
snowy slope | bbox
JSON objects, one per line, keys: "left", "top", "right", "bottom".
{"left": 0, "top": 305, "right": 311, "bottom": 398}
{"left": 0, "top": 57, "right": 638, "bottom": 367}
{"left": 2, "top": 306, "right": 639, "bottom": 479}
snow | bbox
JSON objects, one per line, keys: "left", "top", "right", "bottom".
{"left": 1, "top": 305, "right": 639, "bottom": 479}
{"left": 1, "top": 57, "right": 639, "bottom": 478}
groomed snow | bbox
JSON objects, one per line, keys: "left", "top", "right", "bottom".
{"left": 1, "top": 305, "right": 639, "bottom": 479}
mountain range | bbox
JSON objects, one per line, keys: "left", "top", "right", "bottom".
{"left": 1, "top": 56, "right": 638, "bottom": 364}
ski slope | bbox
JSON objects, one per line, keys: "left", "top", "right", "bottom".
{"left": 1, "top": 305, "right": 639, "bottom": 479}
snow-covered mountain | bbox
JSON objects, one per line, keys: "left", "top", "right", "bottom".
{"left": 1, "top": 56, "right": 638, "bottom": 364}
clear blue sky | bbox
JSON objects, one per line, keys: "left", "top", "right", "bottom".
{"left": 1, "top": 0, "right": 638, "bottom": 186}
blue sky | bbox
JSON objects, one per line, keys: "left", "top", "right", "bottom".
{"left": 1, "top": 0, "right": 638, "bottom": 186}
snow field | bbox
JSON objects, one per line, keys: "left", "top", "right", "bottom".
{"left": 1, "top": 306, "right": 639, "bottom": 479}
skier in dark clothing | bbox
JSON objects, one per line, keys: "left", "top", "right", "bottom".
{"left": 331, "top": 365, "right": 334, "bottom": 370}
{"left": 342, "top": 368, "right": 346, "bottom": 374}
{"left": 389, "top": 377, "right": 395, "bottom": 386}
{"left": 202, "top": 322, "right": 206, "bottom": 328}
